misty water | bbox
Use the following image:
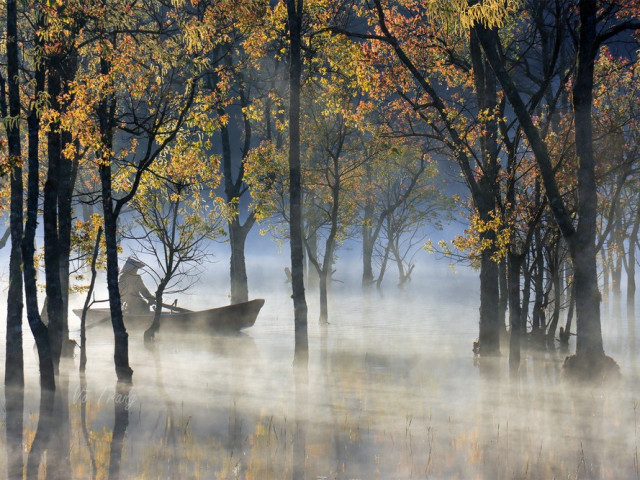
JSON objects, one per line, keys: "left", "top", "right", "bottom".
{"left": 1, "top": 255, "right": 640, "bottom": 479}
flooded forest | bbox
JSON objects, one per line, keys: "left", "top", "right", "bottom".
{"left": 0, "top": 0, "right": 640, "bottom": 478}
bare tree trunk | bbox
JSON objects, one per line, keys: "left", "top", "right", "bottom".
{"left": 560, "top": 278, "right": 575, "bottom": 346}
{"left": 479, "top": 248, "right": 501, "bottom": 355}
{"left": 58, "top": 129, "right": 79, "bottom": 358}
{"left": 145, "top": 279, "right": 169, "bottom": 343}
{"left": 96, "top": 38, "right": 133, "bottom": 381}
{"left": 499, "top": 257, "right": 508, "bottom": 334}
{"left": 601, "top": 246, "right": 610, "bottom": 308}
{"left": 611, "top": 210, "right": 624, "bottom": 323}
{"left": 80, "top": 227, "right": 102, "bottom": 373}
{"left": 546, "top": 241, "right": 562, "bottom": 344}
{"left": 230, "top": 218, "right": 251, "bottom": 304}
{"left": 306, "top": 228, "right": 318, "bottom": 288}
{"left": 217, "top": 102, "right": 256, "bottom": 305}
{"left": 319, "top": 271, "right": 328, "bottom": 323}
{"left": 521, "top": 254, "right": 532, "bottom": 333}
{"left": 362, "top": 199, "right": 375, "bottom": 286}
{"left": 376, "top": 222, "right": 393, "bottom": 289}
{"left": 531, "top": 226, "right": 545, "bottom": 342}
{"left": 101, "top": 168, "right": 133, "bottom": 382}
{"left": 508, "top": 253, "right": 523, "bottom": 373}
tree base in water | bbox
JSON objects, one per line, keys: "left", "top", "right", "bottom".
{"left": 563, "top": 353, "right": 621, "bottom": 382}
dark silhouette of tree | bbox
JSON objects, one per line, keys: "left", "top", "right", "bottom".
{"left": 287, "top": 0, "right": 309, "bottom": 364}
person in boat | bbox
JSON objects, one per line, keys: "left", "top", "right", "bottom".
{"left": 119, "top": 257, "right": 155, "bottom": 314}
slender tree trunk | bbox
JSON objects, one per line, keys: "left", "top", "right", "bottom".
{"left": 58, "top": 47, "right": 80, "bottom": 358}
{"left": 80, "top": 227, "right": 102, "bottom": 373}
{"left": 287, "top": 0, "right": 308, "bottom": 363}
{"left": 508, "top": 253, "right": 523, "bottom": 372}
{"left": 376, "top": 220, "right": 393, "bottom": 289}
{"left": 44, "top": 64, "right": 64, "bottom": 371}
{"left": 306, "top": 228, "right": 319, "bottom": 288}
{"left": 521, "top": 254, "right": 532, "bottom": 333}
{"left": 612, "top": 226, "right": 624, "bottom": 322}
{"left": 319, "top": 271, "right": 328, "bottom": 323}
{"left": 22, "top": 5, "right": 56, "bottom": 392}
{"left": 101, "top": 167, "right": 133, "bottom": 382}
{"left": 362, "top": 201, "right": 375, "bottom": 286}
{"left": 390, "top": 235, "right": 405, "bottom": 284}
{"left": 58, "top": 129, "right": 77, "bottom": 358}
{"left": 4, "top": 2, "right": 25, "bottom": 476}
{"left": 499, "top": 257, "right": 508, "bottom": 333}
{"left": 601, "top": 246, "right": 610, "bottom": 307}
{"left": 145, "top": 276, "right": 171, "bottom": 343}
{"left": 560, "top": 278, "right": 575, "bottom": 345}
{"left": 229, "top": 218, "right": 251, "bottom": 304}
{"left": 4, "top": 0, "right": 24, "bottom": 393}
{"left": 98, "top": 48, "right": 133, "bottom": 382}
{"left": 546, "top": 242, "right": 562, "bottom": 343}
{"left": 531, "top": 226, "right": 545, "bottom": 341}
{"left": 218, "top": 103, "right": 256, "bottom": 305}
{"left": 479, "top": 248, "right": 500, "bottom": 354}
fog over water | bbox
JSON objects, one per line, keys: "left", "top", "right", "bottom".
{"left": 1, "top": 251, "right": 639, "bottom": 478}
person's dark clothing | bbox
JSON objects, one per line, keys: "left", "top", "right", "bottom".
{"left": 119, "top": 271, "right": 155, "bottom": 314}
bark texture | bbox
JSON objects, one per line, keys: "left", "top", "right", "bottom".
{"left": 4, "top": 0, "right": 24, "bottom": 391}
{"left": 287, "top": 0, "right": 309, "bottom": 363}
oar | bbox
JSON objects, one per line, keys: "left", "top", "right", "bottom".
{"left": 160, "top": 301, "right": 193, "bottom": 314}
{"left": 90, "top": 298, "right": 193, "bottom": 313}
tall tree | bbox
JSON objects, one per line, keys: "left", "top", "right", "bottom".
{"left": 4, "top": 0, "right": 24, "bottom": 392}
{"left": 3, "top": 1, "right": 25, "bottom": 477}
{"left": 71, "top": 2, "right": 202, "bottom": 381}
{"left": 331, "top": 0, "right": 511, "bottom": 354}
{"left": 287, "top": 0, "right": 309, "bottom": 363}
{"left": 475, "top": 0, "right": 640, "bottom": 376}
{"left": 22, "top": 2, "right": 56, "bottom": 392}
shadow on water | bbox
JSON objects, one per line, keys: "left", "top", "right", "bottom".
{"left": 4, "top": 386, "right": 24, "bottom": 480}
{"left": 26, "top": 387, "right": 55, "bottom": 479}
{"left": 293, "top": 345, "right": 308, "bottom": 480}
{"left": 47, "top": 361, "right": 73, "bottom": 479}
{"left": 22, "top": 361, "right": 74, "bottom": 480}
{"left": 108, "top": 381, "right": 131, "bottom": 480}
{"left": 79, "top": 372, "right": 98, "bottom": 479}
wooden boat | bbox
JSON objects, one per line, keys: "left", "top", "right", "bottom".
{"left": 73, "top": 299, "right": 265, "bottom": 333}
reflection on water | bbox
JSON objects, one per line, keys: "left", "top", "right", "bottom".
{"left": 1, "top": 266, "right": 639, "bottom": 479}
